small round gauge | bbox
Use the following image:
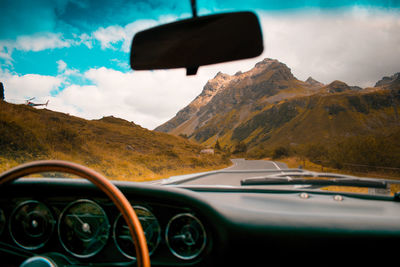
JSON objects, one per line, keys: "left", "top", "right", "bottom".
{"left": 9, "top": 200, "right": 55, "bottom": 250}
{"left": 166, "top": 213, "right": 207, "bottom": 260}
{"left": 0, "top": 208, "right": 6, "bottom": 235}
{"left": 114, "top": 206, "right": 161, "bottom": 259}
{"left": 58, "top": 199, "right": 110, "bottom": 258}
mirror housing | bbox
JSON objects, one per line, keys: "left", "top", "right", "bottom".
{"left": 130, "top": 12, "right": 263, "bottom": 75}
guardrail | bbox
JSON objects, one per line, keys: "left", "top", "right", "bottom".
{"left": 301, "top": 159, "right": 400, "bottom": 178}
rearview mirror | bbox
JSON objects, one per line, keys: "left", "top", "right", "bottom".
{"left": 130, "top": 12, "right": 263, "bottom": 75}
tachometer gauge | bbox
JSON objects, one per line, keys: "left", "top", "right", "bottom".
{"left": 166, "top": 213, "right": 207, "bottom": 260}
{"left": 0, "top": 208, "right": 6, "bottom": 235}
{"left": 58, "top": 199, "right": 110, "bottom": 258}
{"left": 9, "top": 200, "right": 55, "bottom": 250}
{"left": 114, "top": 206, "right": 161, "bottom": 259}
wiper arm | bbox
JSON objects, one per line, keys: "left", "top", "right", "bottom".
{"left": 241, "top": 177, "right": 387, "bottom": 188}
{"left": 240, "top": 171, "right": 388, "bottom": 189}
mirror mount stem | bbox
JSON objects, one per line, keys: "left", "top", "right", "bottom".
{"left": 186, "top": 66, "right": 199, "bottom": 76}
{"left": 188, "top": 0, "right": 198, "bottom": 75}
{"left": 191, "top": 0, "right": 197, "bottom": 18}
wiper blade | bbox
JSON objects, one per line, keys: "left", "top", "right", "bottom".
{"left": 240, "top": 171, "right": 388, "bottom": 189}
{"left": 241, "top": 177, "right": 387, "bottom": 188}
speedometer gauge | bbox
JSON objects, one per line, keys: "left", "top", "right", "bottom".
{"left": 58, "top": 199, "right": 110, "bottom": 258}
{"left": 114, "top": 206, "right": 161, "bottom": 259}
{"left": 9, "top": 200, "right": 55, "bottom": 250}
{"left": 166, "top": 213, "right": 207, "bottom": 260}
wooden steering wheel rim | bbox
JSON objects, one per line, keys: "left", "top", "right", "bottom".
{"left": 0, "top": 160, "right": 150, "bottom": 267}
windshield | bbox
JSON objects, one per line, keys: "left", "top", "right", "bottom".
{"left": 1, "top": 0, "right": 399, "bottom": 195}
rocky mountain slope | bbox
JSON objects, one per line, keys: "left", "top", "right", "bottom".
{"left": 156, "top": 59, "right": 324, "bottom": 139}
{"left": 375, "top": 72, "right": 400, "bottom": 89}
{"left": 155, "top": 58, "right": 400, "bottom": 162}
{"left": 0, "top": 101, "right": 229, "bottom": 180}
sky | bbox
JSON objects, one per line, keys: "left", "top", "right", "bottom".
{"left": 1, "top": 0, "right": 400, "bottom": 130}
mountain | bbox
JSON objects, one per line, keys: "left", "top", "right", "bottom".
{"left": 375, "top": 72, "right": 400, "bottom": 89}
{"left": 156, "top": 58, "right": 321, "bottom": 140}
{"left": 155, "top": 58, "right": 400, "bottom": 165}
{"left": 305, "top": 76, "right": 324, "bottom": 88}
{"left": 155, "top": 71, "right": 234, "bottom": 133}
{"left": 0, "top": 101, "right": 229, "bottom": 180}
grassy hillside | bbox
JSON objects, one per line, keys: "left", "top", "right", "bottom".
{"left": 166, "top": 83, "right": 400, "bottom": 176}
{"left": 0, "top": 101, "right": 230, "bottom": 181}
{"left": 241, "top": 88, "right": 400, "bottom": 175}
{"left": 242, "top": 89, "right": 399, "bottom": 148}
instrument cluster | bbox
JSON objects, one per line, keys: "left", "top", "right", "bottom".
{"left": 0, "top": 198, "right": 208, "bottom": 263}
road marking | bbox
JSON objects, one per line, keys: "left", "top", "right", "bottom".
{"left": 225, "top": 159, "right": 238, "bottom": 170}
{"left": 273, "top": 161, "right": 292, "bottom": 180}
{"left": 272, "top": 161, "right": 281, "bottom": 170}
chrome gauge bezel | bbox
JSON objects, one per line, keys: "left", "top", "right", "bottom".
{"left": 165, "top": 213, "right": 207, "bottom": 260}
{"left": 9, "top": 200, "right": 55, "bottom": 250}
{"left": 58, "top": 199, "right": 110, "bottom": 258}
{"left": 113, "top": 205, "right": 161, "bottom": 260}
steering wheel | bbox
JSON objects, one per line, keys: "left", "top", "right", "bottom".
{"left": 0, "top": 160, "right": 151, "bottom": 267}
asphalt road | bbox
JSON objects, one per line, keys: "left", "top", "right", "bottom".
{"left": 226, "top": 158, "right": 287, "bottom": 171}
{"left": 176, "top": 158, "right": 289, "bottom": 186}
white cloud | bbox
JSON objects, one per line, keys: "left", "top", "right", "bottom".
{"left": 92, "top": 18, "right": 178, "bottom": 52}
{"left": 78, "top": 33, "right": 93, "bottom": 49}
{"left": 0, "top": 51, "right": 11, "bottom": 61}
{"left": 54, "top": 60, "right": 83, "bottom": 89}
{"left": 0, "top": 40, "right": 15, "bottom": 65}
{"left": 47, "top": 67, "right": 208, "bottom": 129}
{"left": 257, "top": 8, "right": 400, "bottom": 87}
{"left": 71, "top": 33, "right": 93, "bottom": 49}
{"left": 93, "top": 25, "right": 126, "bottom": 50}
{"left": 0, "top": 69, "right": 63, "bottom": 103}
{"left": 0, "top": 32, "right": 72, "bottom": 66}
{"left": 15, "top": 32, "right": 71, "bottom": 52}
{"left": 57, "top": 60, "right": 67, "bottom": 73}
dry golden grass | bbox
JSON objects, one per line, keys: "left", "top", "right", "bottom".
{"left": 0, "top": 101, "right": 231, "bottom": 181}
{"left": 279, "top": 157, "right": 400, "bottom": 179}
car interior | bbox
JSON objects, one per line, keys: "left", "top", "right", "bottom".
{"left": 1, "top": 1, "right": 399, "bottom": 267}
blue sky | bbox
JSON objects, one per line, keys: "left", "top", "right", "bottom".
{"left": 1, "top": 0, "right": 400, "bottom": 129}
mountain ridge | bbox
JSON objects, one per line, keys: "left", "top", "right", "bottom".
{"left": 155, "top": 58, "right": 400, "bottom": 164}
{"left": 156, "top": 58, "right": 318, "bottom": 136}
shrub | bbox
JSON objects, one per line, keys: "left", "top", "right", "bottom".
{"left": 233, "top": 141, "right": 247, "bottom": 154}
{"left": 214, "top": 139, "right": 221, "bottom": 150}
{"left": 272, "top": 146, "right": 289, "bottom": 159}
{"left": 327, "top": 134, "right": 400, "bottom": 171}
{"left": 301, "top": 143, "right": 328, "bottom": 163}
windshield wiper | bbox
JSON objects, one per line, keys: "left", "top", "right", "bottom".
{"left": 240, "top": 171, "right": 388, "bottom": 189}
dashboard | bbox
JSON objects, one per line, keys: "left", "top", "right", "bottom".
{"left": 1, "top": 178, "right": 400, "bottom": 266}
{"left": 0, "top": 179, "right": 213, "bottom": 266}
{"left": 1, "top": 198, "right": 207, "bottom": 265}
